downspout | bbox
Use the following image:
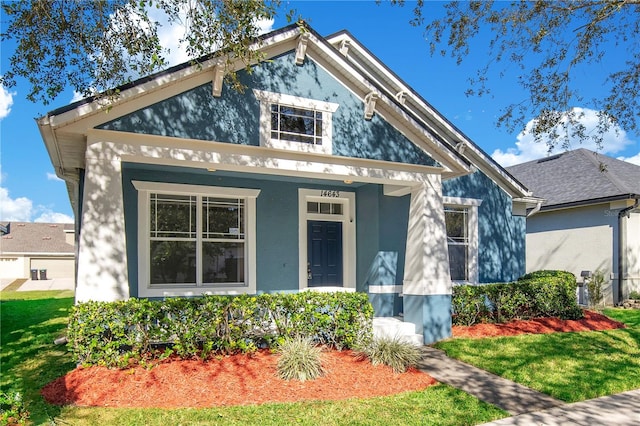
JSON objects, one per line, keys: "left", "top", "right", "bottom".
{"left": 527, "top": 200, "right": 543, "bottom": 218}
{"left": 617, "top": 198, "right": 640, "bottom": 305}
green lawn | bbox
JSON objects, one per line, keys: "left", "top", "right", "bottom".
{"left": 435, "top": 308, "right": 640, "bottom": 403}
{"left": 1, "top": 290, "right": 506, "bottom": 425}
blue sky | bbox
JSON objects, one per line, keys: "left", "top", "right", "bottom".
{"left": 1, "top": 0, "right": 639, "bottom": 223}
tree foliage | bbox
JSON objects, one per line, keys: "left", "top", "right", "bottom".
{"left": 1, "top": 0, "right": 288, "bottom": 105}
{"left": 394, "top": 0, "right": 640, "bottom": 149}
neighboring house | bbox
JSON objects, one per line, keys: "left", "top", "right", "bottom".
{"left": 37, "top": 23, "right": 534, "bottom": 343}
{"left": 0, "top": 222, "right": 75, "bottom": 280}
{"left": 507, "top": 148, "right": 640, "bottom": 305}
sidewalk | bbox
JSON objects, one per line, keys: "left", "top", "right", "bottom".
{"left": 1, "top": 278, "right": 75, "bottom": 292}
{"left": 418, "top": 346, "right": 640, "bottom": 425}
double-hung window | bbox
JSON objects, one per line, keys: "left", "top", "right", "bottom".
{"left": 134, "top": 181, "right": 259, "bottom": 297}
{"left": 443, "top": 197, "right": 481, "bottom": 284}
{"left": 445, "top": 207, "right": 470, "bottom": 281}
{"left": 254, "top": 89, "right": 339, "bottom": 155}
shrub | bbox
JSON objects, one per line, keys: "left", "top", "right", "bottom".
{"left": 360, "top": 336, "right": 421, "bottom": 373}
{"left": 67, "top": 292, "right": 374, "bottom": 367}
{"left": 0, "top": 391, "right": 29, "bottom": 425}
{"left": 276, "top": 337, "right": 325, "bottom": 381}
{"left": 586, "top": 270, "right": 606, "bottom": 309}
{"left": 629, "top": 290, "right": 640, "bottom": 300}
{"left": 451, "top": 270, "right": 583, "bottom": 326}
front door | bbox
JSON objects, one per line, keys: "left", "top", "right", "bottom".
{"left": 307, "top": 221, "right": 343, "bottom": 287}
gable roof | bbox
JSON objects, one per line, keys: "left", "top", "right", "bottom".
{"left": 0, "top": 222, "right": 75, "bottom": 255}
{"left": 38, "top": 22, "right": 532, "bottom": 213}
{"left": 506, "top": 148, "right": 640, "bottom": 210}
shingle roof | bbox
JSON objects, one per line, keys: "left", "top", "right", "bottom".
{"left": 0, "top": 222, "right": 75, "bottom": 254}
{"left": 506, "top": 148, "right": 640, "bottom": 208}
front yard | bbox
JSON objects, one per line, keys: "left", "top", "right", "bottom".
{"left": 2, "top": 289, "right": 639, "bottom": 425}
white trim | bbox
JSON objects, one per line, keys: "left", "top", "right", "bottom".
{"left": 368, "top": 285, "right": 402, "bottom": 294}
{"left": 443, "top": 196, "right": 480, "bottom": 285}
{"left": 298, "top": 188, "right": 356, "bottom": 291}
{"left": 253, "top": 89, "right": 339, "bottom": 155}
{"left": 133, "top": 181, "right": 260, "bottom": 297}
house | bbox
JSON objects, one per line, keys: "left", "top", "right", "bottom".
{"left": 37, "top": 23, "right": 534, "bottom": 344}
{"left": 507, "top": 148, "right": 640, "bottom": 305}
{"left": 0, "top": 222, "right": 75, "bottom": 280}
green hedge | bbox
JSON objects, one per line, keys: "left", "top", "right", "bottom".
{"left": 452, "top": 270, "right": 583, "bottom": 326}
{"left": 67, "top": 292, "right": 374, "bottom": 367}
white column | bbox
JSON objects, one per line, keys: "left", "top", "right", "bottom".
{"left": 402, "top": 174, "right": 452, "bottom": 343}
{"left": 75, "top": 141, "right": 130, "bottom": 302}
{"left": 403, "top": 174, "right": 451, "bottom": 296}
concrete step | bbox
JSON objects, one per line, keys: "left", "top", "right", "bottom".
{"left": 373, "top": 317, "right": 423, "bottom": 346}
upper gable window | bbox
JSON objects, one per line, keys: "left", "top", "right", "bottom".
{"left": 254, "top": 89, "right": 339, "bottom": 155}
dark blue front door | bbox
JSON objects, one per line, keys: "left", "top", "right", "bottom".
{"left": 307, "top": 221, "right": 343, "bottom": 287}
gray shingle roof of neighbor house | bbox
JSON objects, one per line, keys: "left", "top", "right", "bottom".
{"left": 506, "top": 148, "right": 640, "bottom": 209}
{"left": 0, "top": 222, "right": 74, "bottom": 254}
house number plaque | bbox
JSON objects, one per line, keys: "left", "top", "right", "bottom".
{"left": 320, "top": 190, "right": 340, "bottom": 197}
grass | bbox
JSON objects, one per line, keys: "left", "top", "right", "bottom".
{"left": 435, "top": 308, "right": 640, "bottom": 403}
{"left": 48, "top": 384, "right": 506, "bottom": 426}
{"left": 1, "top": 289, "right": 76, "bottom": 424}
{"left": 0, "top": 289, "right": 507, "bottom": 425}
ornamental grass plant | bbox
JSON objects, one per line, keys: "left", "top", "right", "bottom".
{"left": 361, "top": 336, "right": 421, "bottom": 373}
{"left": 276, "top": 336, "right": 325, "bottom": 381}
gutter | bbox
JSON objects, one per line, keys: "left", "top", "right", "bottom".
{"left": 527, "top": 199, "right": 544, "bottom": 218}
{"left": 617, "top": 198, "right": 640, "bottom": 304}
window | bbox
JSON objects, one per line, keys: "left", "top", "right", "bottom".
{"left": 134, "top": 182, "right": 259, "bottom": 297}
{"left": 271, "top": 104, "right": 323, "bottom": 145}
{"left": 254, "top": 90, "right": 339, "bottom": 155}
{"left": 445, "top": 207, "right": 469, "bottom": 281}
{"left": 443, "top": 197, "right": 481, "bottom": 284}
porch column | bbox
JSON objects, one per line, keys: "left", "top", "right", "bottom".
{"left": 402, "top": 174, "right": 452, "bottom": 344}
{"left": 76, "top": 141, "right": 130, "bottom": 302}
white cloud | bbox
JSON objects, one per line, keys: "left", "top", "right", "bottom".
{"left": 1, "top": 185, "right": 73, "bottom": 223}
{"left": 0, "top": 187, "right": 33, "bottom": 221}
{"left": 47, "top": 172, "right": 64, "bottom": 182}
{"left": 618, "top": 152, "right": 640, "bottom": 166}
{"left": 492, "top": 107, "right": 636, "bottom": 166}
{"left": 70, "top": 91, "right": 85, "bottom": 103}
{"left": 34, "top": 209, "right": 74, "bottom": 224}
{"left": 0, "top": 84, "right": 15, "bottom": 121}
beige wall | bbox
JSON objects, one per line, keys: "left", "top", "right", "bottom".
{"left": 526, "top": 204, "right": 617, "bottom": 305}
{"left": 0, "top": 257, "right": 28, "bottom": 279}
{"left": 30, "top": 257, "right": 75, "bottom": 279}
{"left": 623, "top": 211, "right": 640, "bottom": 297}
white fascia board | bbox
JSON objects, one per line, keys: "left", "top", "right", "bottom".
{"left": 88, "top": 129, "right": 439, "bottom": 186}
{"left": 1, "top": 252, "right": 74, "bottom": 257}
{"left": 303, "top": 48, "right": 470, "bottom": 175}
{"left": 327, "top": 32, "right": 531, "bottom": 199}
{"left": 47, "top": 28, "right": 303, "bottom": 133}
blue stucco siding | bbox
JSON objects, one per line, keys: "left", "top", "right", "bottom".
{"left": 403, "top": 294, "right": 452, "bottom": 344}
{"left": 443, "top": 171, "right": 526, "bottom": 282}
{"left": 99, "top": 52, "right": 437, "bottom": 167}
{"left": 123, "top": 163, "right": 400, "bottom": 296}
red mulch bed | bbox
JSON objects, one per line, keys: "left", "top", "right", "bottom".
{"left": 42, "top": 310, "right": 625, "bottom": 408}
{"left": 452, "top": 309, "right": 625, "bottom": 338}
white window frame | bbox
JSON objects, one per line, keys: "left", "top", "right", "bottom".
{"left": 254, "top": 89, "right": 339, "bottom": 155}
{"left": 443, "top": 196, "right": 481, "bottom": 285}
{"left": 134, "top": 181, "right": 260, "bottom": 297}
{"left": 298, "top": 188, "right": 356, "bottom": 291}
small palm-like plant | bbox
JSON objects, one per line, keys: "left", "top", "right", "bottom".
{"left": 276, "top": 336, "right": 325, "bottom": 381}
{"left": 362, "top": 336, "right": 421, "bottom": 373}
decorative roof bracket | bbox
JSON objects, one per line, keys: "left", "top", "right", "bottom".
{"left": 364, "top": 92, "right": 378, "bottom": 120}
{"left": 295, "top": 32, "right": 310, "bottom": 65}
{"left": 211, "top": 58, "right": 225, "bottom": 97}
{"left": 339, "top": 40, "right": 351, "bottom": 56}
{"left": 395, "top": 91, "right": 408, "bottom": 105}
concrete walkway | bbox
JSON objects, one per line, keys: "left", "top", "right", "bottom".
{"left": 418, "top": 347, "right": 564, "bottom": 415}
{"left": 418, "top": 346, "right": 640, "bottom": 425}
{"left": 1, "top": 278, "right": 75, "bottom": 292}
